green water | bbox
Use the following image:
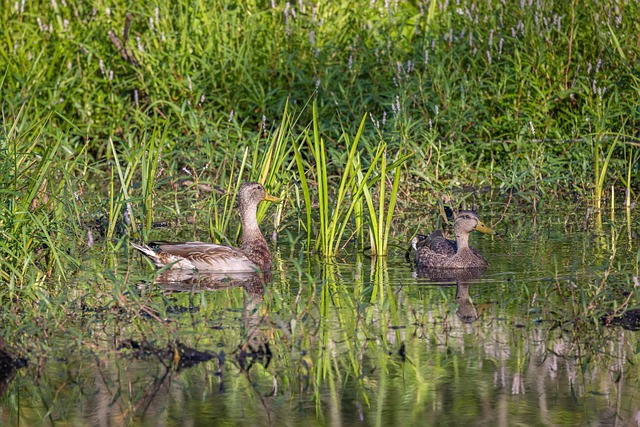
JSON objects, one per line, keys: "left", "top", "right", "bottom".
{"left": 1, "top": 208, "right": 639, "bottom": 426}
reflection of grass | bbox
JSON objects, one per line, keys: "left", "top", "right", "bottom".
{"left": 2, "top": 0, "right": 640, "bottom": 281}
{"left": 2, "top": 232, "right": 640, "bottom": 424}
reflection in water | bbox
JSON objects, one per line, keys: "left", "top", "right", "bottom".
{"left": 453, "top": 284, "right": 479, "bottom": 324}
{"left": 50, "top": 270, "right": 275, "bottom": 426}
{"left": 414, "top": 267, "right": 487, "bottom": 324}
{"left": 148, "top": 269, "right": 277, "bottom": 422}
{"left": 238, "top": 288, "right": 273, "bottom": 372}
{"left": 152, "top": 269, "right": 274, "bottom": 373}
{"left": 4, "top": 210, "right": 640, "bottom": 425}
{"left": 152, "top": 268, "right": 272, "bottom": 290}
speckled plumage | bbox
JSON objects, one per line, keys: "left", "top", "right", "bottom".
{"left": 131, "top": 182, "right": 280, "bottom": 273}
{"left": 413, "top": 210, "right": 493, "bottom": 269}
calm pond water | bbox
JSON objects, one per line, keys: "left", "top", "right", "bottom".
{"left": 1, "top": 206, "right": 639, "bottom": 426}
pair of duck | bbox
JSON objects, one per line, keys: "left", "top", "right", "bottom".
{"left": 131, "top": 182, "right": 494, "bottom": 273}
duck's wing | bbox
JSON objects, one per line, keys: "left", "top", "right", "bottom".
{"left": 424, "top": 230, "right": 457, "bottom": 256}
{"left": 152, "top": 241, "right": 258, "bottom": 272}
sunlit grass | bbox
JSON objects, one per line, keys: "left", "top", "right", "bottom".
{"left": 293, "top": 103, "right": 410, "bottom": 257}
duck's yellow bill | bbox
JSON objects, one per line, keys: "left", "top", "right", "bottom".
{"left": 475, "top": 221, "right": 494, "bottom": 235}
{"left": 264, "top": 193, "right": 281, "bottom": 203}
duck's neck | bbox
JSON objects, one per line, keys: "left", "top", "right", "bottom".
{"left": 455, "top": 231, "right": 470, "bottom": 253}
{"left": 240, "top": 201, "right": 271, "bottom": 272}
{"left": 240, "top": 202, "right": 265, "bottom": 248}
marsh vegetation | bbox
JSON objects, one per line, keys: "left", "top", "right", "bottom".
{"left": 1, "top": 0, "right": 640, "bottom": 425}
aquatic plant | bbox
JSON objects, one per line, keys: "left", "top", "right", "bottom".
{"left": 293, "top": 103, "right": 409, "bottom": 257}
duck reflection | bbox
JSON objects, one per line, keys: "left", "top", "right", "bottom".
{"left": 152, "top": 268, "right": 272, "bottom": 290}
{"left": 151, "top": 269, "right": 273, "bottom": 372}
{"left": 414, "top": 267, "right": 487, "bottom": 324}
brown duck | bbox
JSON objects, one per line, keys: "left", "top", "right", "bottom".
{"left": 412, "top": 210, "right": 494, "bottom": 269}
{"left": 131, "top": 182, "right": 280, "bottom": 273}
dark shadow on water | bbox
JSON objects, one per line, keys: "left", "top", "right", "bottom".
{"left": 603, "top": 308, "right": 640, "bottom": 331}
{"left": 117, "top": 339, "right": 215, "bottom": 370}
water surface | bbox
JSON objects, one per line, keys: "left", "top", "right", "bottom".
{"left": 1, "top": 206, "right": 639, "bottom": 426}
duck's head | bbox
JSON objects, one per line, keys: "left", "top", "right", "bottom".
{"left": 238, "top": 182, "right": 280, "bottom": 213}
{"left": 454, "top": 210, "right": 494, "bottom": 235}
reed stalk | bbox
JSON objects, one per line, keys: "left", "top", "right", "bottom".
{"left": 139, "top": 125, "right": 167, "bottom": 236}
{"left": 106, "top": 137, "right": 144, "bottom": 241}
{"left": 593, "top": 133, "right": 619, "bottom": 211}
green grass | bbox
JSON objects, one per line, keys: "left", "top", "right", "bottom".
{"left": 293, "top": 102, "right": 410, "bottom": 256}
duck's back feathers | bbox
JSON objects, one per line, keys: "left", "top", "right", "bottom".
{"left": 424, "top": 231, "right": 457, "bottom": 255}
{"left": 160, "top": 242, "right": 258, "bottom": 271}
{"left": 132, "top": 242, "right": 259, "bottom": 272}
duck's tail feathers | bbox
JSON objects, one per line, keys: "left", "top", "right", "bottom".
{"left": 130, "top": 242, "right": 158, "bottom": 260}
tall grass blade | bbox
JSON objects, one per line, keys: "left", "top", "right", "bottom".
{"left": 594, "top": 133, "right": 620, "bottom": 210}
{"left": 293, "top": 136, "right": 313, "bottom": 248}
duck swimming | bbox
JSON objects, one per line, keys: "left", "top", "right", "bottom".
{"left": 412, "top": 210, "right": 494, "bottom": 269}
{"left": 131, "top": 182, "right": 280, "bottom": 273}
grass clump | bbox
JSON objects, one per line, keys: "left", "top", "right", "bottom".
{"left": 294, "top": 103, "right": 410, "bottom": 256}
{"left": 0, "top": 102, "right": 85, "bottom": 286}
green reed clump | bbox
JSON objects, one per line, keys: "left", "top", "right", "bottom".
{"left": 293, "top": 103, "right": 410, "bottom": 257}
